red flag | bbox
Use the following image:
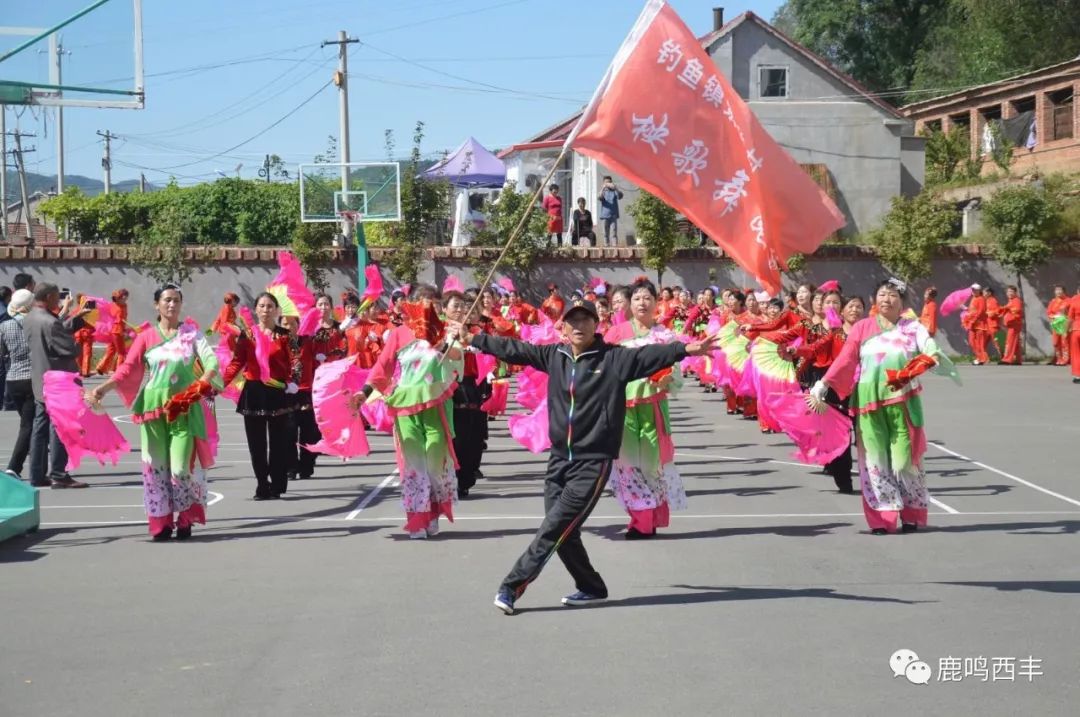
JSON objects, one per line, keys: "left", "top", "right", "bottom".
{"left": 566, "top": 0, "right": 845, "bottom": 294}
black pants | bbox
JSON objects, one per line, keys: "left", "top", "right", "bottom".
{"left": 453, "top": 406, "right": 488, "bottom": 492}
{"left": 805, "top": 365, "right": 854, "bottom": 492}
{"left": 501, "top": 456, "right": 612, "bottom": 599}
{"left": 825, "top": 446, "right": 854, "bottom": 492}
{"left": 6, "top": 380, "right": 34, "bottom": 474}
{"left": 295, "top": 401, "right": 321, "bottom": 478}
{"left": 244, "top": 414, "right": 292, "bottom": 496}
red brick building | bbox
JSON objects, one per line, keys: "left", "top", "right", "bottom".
{"left": 901, "top": 58, "right": 1079, "bottom": 175}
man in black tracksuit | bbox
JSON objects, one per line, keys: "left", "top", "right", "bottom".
{"left": 449, "top": 299, "right": 717, "bottom": 615}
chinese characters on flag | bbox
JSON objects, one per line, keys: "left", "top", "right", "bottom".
{"left": 565, "top": 0, "right": 846, "bottom": 294}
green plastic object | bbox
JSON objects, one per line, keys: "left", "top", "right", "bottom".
{"left": 0, "top": 472, "right": 40, "bottom": 543}
{"left": 1050, "top": 315, "right": 1069, "bottom": 336}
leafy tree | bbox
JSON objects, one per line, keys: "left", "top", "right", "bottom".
{"left": 771, "top": 0, "right": 946, "bottom": 96}
{"left": 367, "top": 122, "right": 449, "bottom": 284}
{"left": 291, "top": 222, "right": 335, "bottom": 294}
{"left": 784, "top": 252, "right": 808, "bottom": 275}
{"left": 38, "top": 187, "right": 103, "bottom": 242}
{"left": 129, "top": 201, "right": 196, "bottom": 285}
{"left": 923, "top": 126, "right": 980, "bottom": 187}
{"left": 628, "top": 192, "right": 679, "bottom": 285}
{"left": 910, "top": 0, "right": 1080, "bottom": 100}
{"left": 470, "top": 181, "right": 550, "bottom": 284}
{"left": 869, "top": 192, "right": 957, "bottom": 282}
{"left": 313, "top": 135, "right": 339, "bottom": 164}
{"left": 983, "top": 186, "right": 1063, "bottom": 283}
{"left": 982, "top": 185, "right": 1065, "bottom": 348}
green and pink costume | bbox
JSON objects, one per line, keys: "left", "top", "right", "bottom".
{"left": 823, "top": 315, "right": 959, "bottom": 532}
{"left": 367, "top": 325, "right": 463, "bottom": 533}
{"left": 113, "top": 322, "right": 223, "bottom": 536}
{"left": 604, "top": 321, "right": 687, "bottom": 534}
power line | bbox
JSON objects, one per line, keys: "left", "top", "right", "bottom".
{"left": 85, "top": 44, "right": 319, "bottom": 86}
{"left": 358, "top": 40, "right": 591, "bottom": 104}
{"left": 153, "top": 80, "right": 333, "bottom": 171}
{"left": 348, "top": 70, "right": 588, "bottom": 104}
{"left": 127, "top": 50, "right": 334, "bottom": 138}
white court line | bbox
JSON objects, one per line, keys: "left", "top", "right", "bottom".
{"left": 45, "top": 509, "right": 1080, "bottom": 527}
{"left": 345, "top": 471, "right": 398, "bottom": 519}
{"left": 929, "top": 442, "right": 1080, "bottom": 509}
{"left": 307, "top": 509, "right": 1080, "bottom": 524}
{"left": 678, "top": 449, "right": 962, "bottom": 513}
{"left": 40, "top": 491, "right": 223, "bottom": 510}
{"left": 929, "top": 496, "right": 959, "bottom": 514}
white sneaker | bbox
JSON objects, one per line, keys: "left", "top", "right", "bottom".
{"left": 427, "top": 518, "right": 440, "bottom": 537}
{"left": 408, "top": 530, "right": 428, "bottom": 540}
{"left": 4, "top": 469, "right": 21, "bottom": 480}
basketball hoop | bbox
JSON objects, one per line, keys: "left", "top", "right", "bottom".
{"left": 338, "top": 210, "right": 363, "bottom": 224}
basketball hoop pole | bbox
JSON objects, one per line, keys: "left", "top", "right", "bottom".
{"left": 355, "top": 219, "right": 368, "bottom": 297}
{"left": 340, "top": 211, "right": 367, "bottom": 296}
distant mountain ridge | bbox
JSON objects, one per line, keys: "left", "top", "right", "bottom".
{"left": 3, "top": 170, "right": 149, "bottom": 202}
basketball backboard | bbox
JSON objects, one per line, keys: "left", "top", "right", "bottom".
{"left": 299, "top": 162, "right": 402, "bottom": 223}
{"left": 0, "top": 0, "right": 144, "bottom": 109}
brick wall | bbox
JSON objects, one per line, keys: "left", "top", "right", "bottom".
{"left": 908, "top": 70, "right": 1080, "bottom": 176}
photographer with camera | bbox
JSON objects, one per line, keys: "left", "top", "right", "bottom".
{"left": 24, "top": 283, "right": 94, "bottom": 488}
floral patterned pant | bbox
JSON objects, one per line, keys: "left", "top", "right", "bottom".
{"left": 140, "top": 418, "right": 207, "bottom": 535}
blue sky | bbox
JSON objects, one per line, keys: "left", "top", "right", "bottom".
{"left": 3, "top": 0, "right": 784, "bottom": 186}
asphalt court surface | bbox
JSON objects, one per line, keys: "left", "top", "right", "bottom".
{"left": 3, "top": 366, "right": 1079, "bottom": 716}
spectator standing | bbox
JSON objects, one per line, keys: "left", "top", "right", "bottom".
{"left": 571, "top": 197, "right": 596, "bottom": 247}
{"left": 599, "top": 176, "right": 624, "bottom": 246}
{"left": 24, "top": 283, "right": 90, "bottom": 488}
{"left": 12, "top": 273, "right": 35, "bottom": 293}
{"left": 0, "top": 286, "right": 11, "bottom": 409}
{"left": 1, "top": 289, "right": 36, "bottom": 479}
{"left": 541, "top": 184, "right": 564, "bottom": 246}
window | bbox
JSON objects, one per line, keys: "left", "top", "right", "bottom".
{"left": 1011, "top": 96, "right": 1036, "bottom": 114}
{"left": 1049, "top": 87, "right": 1074, "bottom": 141}
{"left": 759, "top": 66, "right": 788, "bottom": 98}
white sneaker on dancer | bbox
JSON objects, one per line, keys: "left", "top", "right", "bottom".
{"left": 427, "top": 517, "right": 440, "bottom": 537}
{"left": 409, "top": 530, "right": 428, "bottom": 540}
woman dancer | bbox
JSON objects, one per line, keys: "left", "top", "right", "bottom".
{"left": 296, "top": 294, "right": 346, "bottom": 479}
{"left": 794, "top": 283, "right": 816, "bottom": 321}
{"left": 89, "top": 285, "right": 222, "bottom": 540}
{"left": 95, "top": 288, "right": 130, "bottom": 374}
{"left": 718, "top": 291, "right": 757, "bottom": 419}
{"left": 222, "top": 293, "right": 299, "bottom": 500}
{"left": 742, "top": 298, "right": 803, "bottom": 433}
{"left": 359, "top": 286, "right": 465, "bottom": 538}
{"left": 603, "top": 278, "right": 687, "bottom": 538}
{"left": 795, "top": 290, "right": 854, "bottom": 492}
{"left": 813, "top": 280, "right": 959, "bottom": 534}
{"left": 451, "top": 293, "right": 491, "bottom": 499}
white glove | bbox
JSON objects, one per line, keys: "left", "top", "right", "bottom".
{"left": 809, "top": 380, "right": 829, "bottom": 402}
{"left": 285, "top": 382, "right": 299, "bottom": 395}
{"left": 315, "top": 353, "right": 327, "bottom": 364}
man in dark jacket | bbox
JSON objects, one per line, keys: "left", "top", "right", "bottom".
{"left": 24, "top": 283, "right": 90, "bottom": 488}
{"left": 449, "top": 299, "right": 718, "bottom": 615}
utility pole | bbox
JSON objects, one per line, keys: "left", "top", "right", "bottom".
{"left": 1, "top": 105, "right": 7, "bottom": 242}
{"left": 7, "top": 131, "right": 36, "bottom": 248}
{"left": 139, "top": 173, "right": 146, "bottom": 193}
{"left": 321, "top": 30, "right": 361, "bottom": 288}
{"left": 54, "top": 39, "right": 71, "bottom": 194}
{"left": 97, "top": 130, "right": 117, "bottom": 194}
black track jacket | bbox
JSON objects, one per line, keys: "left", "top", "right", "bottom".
{"left": 471, "top": 334, "right": 688, "bottom": 461}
